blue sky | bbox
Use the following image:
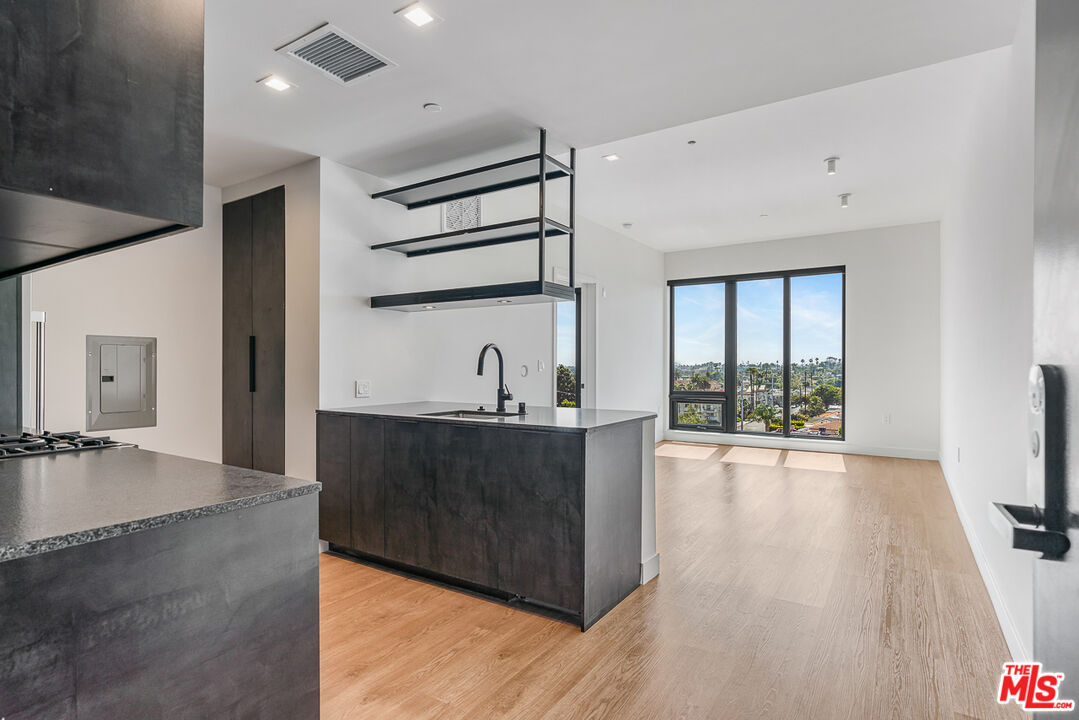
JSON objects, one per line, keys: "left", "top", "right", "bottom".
{"left": 556, "top": 301, "right": 576, "bottom": 366}
{"left": 674, "top": 273, "right": 842, "bottom": 364}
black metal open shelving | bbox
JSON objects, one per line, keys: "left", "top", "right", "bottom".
{"left": 370, "top": 217, "right": 570, "bottom": 258}
{"left": 371, "top": 154, "right": 572, "bottom": 210}
{"left": 370, "top": 281, "right": 575, "bottom": 312}
{"left": 369, "top": 128, "right": 577, "bottom": 311}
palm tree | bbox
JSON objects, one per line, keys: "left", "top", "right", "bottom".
{"left": 753, "top": 404, "right": 778, "bottom": 427}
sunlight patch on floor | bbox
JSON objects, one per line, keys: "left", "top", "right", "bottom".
{"left": 655, "top": 443, "right": 718, "bottom": 460}
{"left": 719, "top": 446, "right": 782, "bottom": 466}
{"left": 783, "top": 450, "right": 846, "bottom": 473}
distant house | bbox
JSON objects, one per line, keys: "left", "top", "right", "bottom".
{"left": 801, "top": 420, "right": 842, "bottom": 436}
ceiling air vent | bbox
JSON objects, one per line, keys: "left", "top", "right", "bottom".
{"left": 277, "top": 23, "right": 395, "bottom": 85}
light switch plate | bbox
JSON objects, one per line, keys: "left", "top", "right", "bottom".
{"left": 355, "top": 380, "right": 371, "bottom": 399}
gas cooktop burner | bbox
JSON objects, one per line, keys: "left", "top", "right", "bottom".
{"left": 0, "top": 431, "right": 133, "bottom": 459}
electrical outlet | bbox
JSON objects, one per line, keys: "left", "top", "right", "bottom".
{"left": 355, "top": 380, "right": 371, "bottom": 399}
{"left": 882, "top": 413, "right": 892, "bottom": 425}
{"left": 957, "top": 446, "right": 961, "bottom": 463}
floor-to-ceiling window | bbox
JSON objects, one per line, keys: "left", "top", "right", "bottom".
{"left": 669, "top": 266, "right": 844, "bottom": 439}
{"left": 555, "top": 292, "right": 580, "bottom": 407}
{"left": 735, "top": 278, "right": 784, "bottom": 433}
{"left": 670, "top": 282, "right": 725, "bottom": 430}
{"left": 789, "top": 272, "right": 844, "bottom": 437}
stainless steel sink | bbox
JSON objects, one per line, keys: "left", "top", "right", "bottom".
{"left": 421, "top": 409, "right": 523, "bottom": 420}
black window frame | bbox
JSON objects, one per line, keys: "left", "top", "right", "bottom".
{"left": 669, "top": 265, "right": 845, "bottom": 440}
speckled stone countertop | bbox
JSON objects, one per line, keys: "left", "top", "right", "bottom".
{"left": 0, "top": 446, "right": 320, "bottom": 563}
{"left": 318, "top": 402, "right": 656, "bottom": 433}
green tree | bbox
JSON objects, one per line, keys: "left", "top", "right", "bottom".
{"left": 806, "top": 395, "right": 825, "bottom": 417}
{"left": 688, "top": 372, "right": 711, "bottom": 391}
{"left": 751, "top": 404, "right": 778, "bottom": 427}
{"left": 678, "top": 405, "right": 705, "bottom": 424}
{"left": 556, "top": 364, "right": 577, "bottom": 408}
{"left": 811, "top": 383, "right": 842, "bottom": 407}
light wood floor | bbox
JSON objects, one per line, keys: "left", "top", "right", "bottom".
{"left": 320, "top": 442, "right": 1020, "bottom": 719}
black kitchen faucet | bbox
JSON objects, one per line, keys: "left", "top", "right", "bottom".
{"left": 476, "top": 343, "right": 513, "bottom": 413}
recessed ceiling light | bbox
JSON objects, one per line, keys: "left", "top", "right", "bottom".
{"left": 423, "top": 305, "right": 436, "bottom": 310}
{"left": 825, "top": 156, "right": 839, "bottom": 175}
{"left": 497, "top": 299, "right": 513, "bottom": 304}
{"left": 422, "top": 102, "right": 442, "bottom": 112}
{"left": 258, "top": 75, "right": 292, "bottom": 92}
{"left": 622, "top": 222, "right": 633, "bottom": 229}
{"left": 687, "top": 140, "right": 697, "bottom": 145}
{"left": 396, "top": 2, "right": 439, "bottom": 27}
{"left": 839, "top": 193, "right": 851, "bottom": 208}
{"left": 759, "top": 213, "right": 769, "bottom": 218}
{"left": 603, "top": 153, "right": 620, "bottom": 162}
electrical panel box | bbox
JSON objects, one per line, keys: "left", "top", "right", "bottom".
{"left": 86, "top": 335, "right": 156, "bottom": 431}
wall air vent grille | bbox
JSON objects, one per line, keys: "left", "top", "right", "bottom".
{"left": 442, "top": 197, "right": 482, "bottom": 232}
{"left": 277, "top": 24, "right": 395, "bottom": 85}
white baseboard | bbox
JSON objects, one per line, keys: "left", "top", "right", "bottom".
{"left": 318, "top": 539, "right": 329, "bottom": 554}
{"left": 940, "top": 465, "right": 1028, "bottom": 661}
{"left": 663, "top": 430, "right": 938, "bottom": 460}
{"left": 640, "top": 553, "right": 660, "bottom": 584}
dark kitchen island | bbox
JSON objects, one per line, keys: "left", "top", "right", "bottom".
{"left": 0, "top": 447, "right": 321, "bottom": 719}
{"left": 316, "top": 402, "right": 658, "bottom": 630}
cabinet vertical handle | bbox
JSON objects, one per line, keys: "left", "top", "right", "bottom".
{"left": 249, "top": 336, "right": 256, "bottom": 392}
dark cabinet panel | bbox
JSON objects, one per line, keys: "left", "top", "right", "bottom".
{"left": 383, "top": 421, "right": 438, "bottom": 568}
{"left": 222, "top": 197, "right": 253, "bottom": 469}
{"left": 432, "top": 424, "right": 497, "bottom": 587}
{"left": 0, "top": 494, "right": 318, "bottom": 720}
{"left": 250, "top": 187, "right": 286, "bottom": 474}
{"left": 493, "top": 429, "right": 584, "bottom": 610}
{"left": 0, "top": 277, "right": 20, "bottom": 434}
{"left": 582, "top": 424, "right": 643, "bottom": 628}
{"left": 222, "top": 187, "right": 285, "bottom": 473}
{"left": 317, "top": 414, "right": 350, "bottom": 546}
{"left": 350, "top": 417, "right": 385, "bottom": 555}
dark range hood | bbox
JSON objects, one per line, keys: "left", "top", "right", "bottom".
{"left": 0, "top": 0, "right": 205, "bottom": 279}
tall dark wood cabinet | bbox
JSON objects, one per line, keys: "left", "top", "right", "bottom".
{"left": 223, "top": 187, "right": 285, "bottom": 473}
{"left": 0, "top": 0, "right": 204, "bottom": 278}
{"left": 0, "top": 277, "right": 21, "bottom": 433}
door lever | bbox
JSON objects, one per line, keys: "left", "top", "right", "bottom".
{"left": 992, "top": 502, "right": 1070, "bottom": 560}
{"left": 988, "top": 364, "right": 1071, "bottom": 560}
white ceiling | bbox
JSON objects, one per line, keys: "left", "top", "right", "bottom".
{"left": 576, "top": 48, "right": 1010, "bottom": 251}
{"left": 204, "top": 0, "right": 1020, "bottom": 188}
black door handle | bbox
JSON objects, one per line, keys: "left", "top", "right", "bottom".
{"left": 249, "top": 336, "right": 256, "bottom": 393}
{"left": 992, "top": 502, "right": 1070, "bottom": 559}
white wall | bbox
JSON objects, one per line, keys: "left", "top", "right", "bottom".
{"left": 222, "top": 160, "right": 321, "bottom": 482}
{"left": 319, "top": 159, "right": 433, "bottom": 409}
{"left": 317, "top": 158, "right": 665, "bottom": 436}
{"left": 28, "top": 185, "right": 224, "bottom": 463}
{"left": 939, "top": 4, "right": 1035, "bottom": 661}
{"left": 664, "top": 222, "right": 941, "bottom": 459}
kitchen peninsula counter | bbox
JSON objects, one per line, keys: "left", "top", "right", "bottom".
{"left": 0, "top": 447, "right": 321, "bottom": 719}
{"left": 317, "top": 402, "right": 658, "bottom": 630}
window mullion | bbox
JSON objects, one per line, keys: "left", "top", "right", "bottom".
{"left": 724, "top": 281, "right": 737, "bottom": 432}
{"left": 783, "top": 276, "right": 791, "bottom": 437}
